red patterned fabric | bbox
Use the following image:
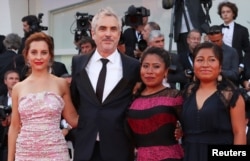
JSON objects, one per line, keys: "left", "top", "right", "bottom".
{"left": 137, "top": 145, "right": 184, "bottom": 161}
{"left": 127, "top": 88, "right": 184, "bottom": 161}
{"left": 127, "top": 113, "right": 177, "bottom": 134}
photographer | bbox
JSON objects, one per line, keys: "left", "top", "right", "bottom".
{"left": 16, "top": 14, "right": 49, "bottom": 81}
{"left": 77, "top": 36, "right": 96, "bottom": 55}
{"left": 18, "top": 14, "right": 48, "bottom": 55}
{"left": 163, "top": 0, "right": 212, "bottom": 57}
{"left": 0, "top": 70, "right": 20, "bottom": 161}
{"left": 18, "top": 15, "right": 39, "bottom": 55}
{"left": 73, "top": 12, "right": 93, "bottom": 53}
{"left": 179, "top": 29, "right": 201, "bottom": 89}
{"left": 123, "top": 5, "right": 150, "bottom": 59}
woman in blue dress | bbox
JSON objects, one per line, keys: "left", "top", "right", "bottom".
{"left": 181, "top": 42, "right": 246, "bottom": 161}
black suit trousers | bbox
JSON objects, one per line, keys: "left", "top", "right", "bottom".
{"left": 176, "top": 32, "right": 189, "bottom": 57}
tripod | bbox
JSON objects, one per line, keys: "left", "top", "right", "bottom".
{"left": 168, "top": 0, "right": 176, "bottom": 53}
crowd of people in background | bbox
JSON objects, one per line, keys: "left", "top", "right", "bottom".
{"left": 0, "top": 1, "right": 250, "bottom": 161}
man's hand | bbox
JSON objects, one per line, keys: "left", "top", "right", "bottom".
{"left": 133, "top": 82, "right": 142, "bottom": 95}
{"left": 134, "top": 49, "right": 142, "bottom": 59}
{"left": 243, "top": 80, "right": 250, "bottom": 91}
{"left": 62, "top": 128, "right": 69, "bottom": 136}
{"left": 174, "top": 121, "right": 183, "bottom": 141}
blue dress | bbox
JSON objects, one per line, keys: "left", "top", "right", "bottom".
{"left": 181, "top": 91, "right": 235, "bottom": 161}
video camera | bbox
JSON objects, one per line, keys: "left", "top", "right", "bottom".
{"left": 124, "top": 5, "right": 150, "bottom": 27}
{"left": 136, "top": 39, "right": 148, "bottom": 52}
{"left": 162, "top": 0, "right": 174, "bottom": 9}
{"left": 74, "top": 12, "right": 94, "bottom": 42}
{"left": 0, "top": 105, "right": 11, "bottom": 121}
{"left": 37, "top": 13, "right": 48, "bottom": 31}
{"left": 76, "top": 12, "right": 93, "bottom": 31}
{"left": 30, "top": 13, "right": 48, "bottom": 32}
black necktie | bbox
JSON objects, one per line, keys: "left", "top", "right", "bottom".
{"left": 222, "top": 24, "right": 229, "bottom": 29}
{"left": 96, "top": 58, "right": 109, "bottom": 102}
{"left": 188, "top": 52, "right": 193, "bottom": 60}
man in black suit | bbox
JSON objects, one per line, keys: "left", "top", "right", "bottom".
{"left": 0, "top": 33, "right": 22, "bottom": 95}
{"left": 0, "top": 70, "right": 20, "bottom": 161}
{"left": 218, "top": 1, "right": 250, "bottom": 67}
{"left": 207, "top": 25, "right": 239, "bottom": 85}
{"left": 123, "top": 5, "right": 149, "bottom": 59}
{"left": 77, "top": 36, "right": 96, "bottom": 55}
{"left": 70, "top": 7, "right": 140, "bottom": 161}
{"left": 18, "top": 15, "right": 40, "bottom": 55}
{"left": 173, "top": 0, "right": 212, "bottom": 56}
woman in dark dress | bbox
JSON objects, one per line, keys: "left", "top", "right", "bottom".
{"left": 181, "top": 42, "right": 246, "bottom": 161}
{"left": 127, "top": 47, "right": 184, "bottom": 161}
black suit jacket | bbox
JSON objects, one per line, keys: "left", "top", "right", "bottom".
{"left": 179, "top": 51, "right": 194, "bottom": 88}
{"left": 0, "top": 95, "right": 8, "bottom": 148}
{"left": 70, "top": 51, "right": 140, "bottom": 161}
{"left": 167, "top": 53, "right": 188, "bottom": 88}
{"left": 0, "top": 95, "right": 8, "bottom": 106}
{"left": 51, "top": 61, "right": 68, "bottom": 77}
{"left": 0, "top": 50, "right": 17, "bottom": 95}
{"left": 179, "top": 50, "right": 193, "bottom": 69}
{"left": 123, "top": 28, "right": 140, "bottom": 58}
{"left": 221, "top": 23, "right": 250, "bottom": 64}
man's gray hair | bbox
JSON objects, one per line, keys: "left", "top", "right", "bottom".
{"left": 3, "top": 33, "right": 21, "bottom": 50}
{"left": 91, "top": 7, "right": 122, "bottom": 32}
{"left": 148, "top": 30, "right": 164, "bottom": 42}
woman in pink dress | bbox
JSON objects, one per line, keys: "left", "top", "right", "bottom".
{"left": 127, "top": 47, "right": 184, "bottom": 161}
{"left": 8, "top": 32, "right": 78, "bottom": 161}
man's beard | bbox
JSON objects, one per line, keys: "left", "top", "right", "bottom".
{"left": 24, "top": 29, "right": 36, "bottom": 38}
{"left": 24, "top": 31, "right": 31, "bottom": 38}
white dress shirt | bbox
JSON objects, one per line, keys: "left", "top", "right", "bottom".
{"left": 86, "top": 49, "right": 123, "bottom": 102}
{"left": 7, "top": 92, "right": 12, "bottom": 107}
{"left": 85, "top": 49, "right": 123, "bottom": 141}
{"left": 222, "top": 21, "right": 234, "bottom": 47}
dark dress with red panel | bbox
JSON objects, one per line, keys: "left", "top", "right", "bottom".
{"left": 127, "top": 88, "right": 184, "bottom": 161}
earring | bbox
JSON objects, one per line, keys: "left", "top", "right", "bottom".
{"left": 192, "top": 76, "right": 196, "bottom": 82}
{"left": 26, "top": 61, "right": 30, "bottom": 67}
{"left": 217, "top": 74, "right": 222, "bottom": 82}
{"left": 49, "top": 67, "right": 53, "bottom": 73}
{"left": 48, "top": 60, "right": 53, "bottom": 67}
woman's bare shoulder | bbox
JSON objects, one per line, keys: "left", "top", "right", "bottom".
{"left": 12, "top": 80, "right": 26, "bottom": 92}
{"left": 51, "top": 75, "right": 69, "bottom": 94}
